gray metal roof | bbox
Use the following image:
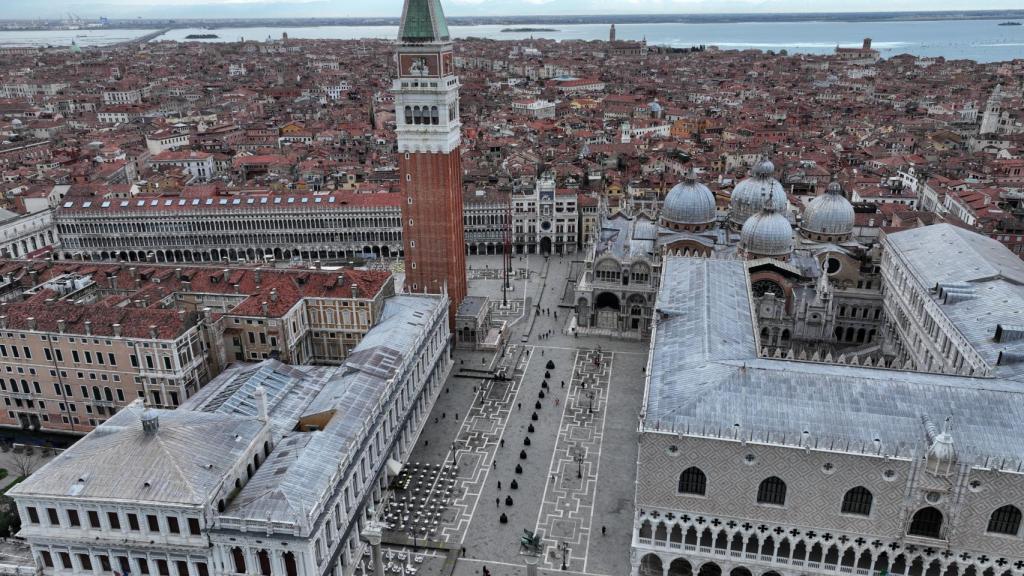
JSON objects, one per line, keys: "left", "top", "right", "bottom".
{"left": 595, "top": 214, "right": 657, "bottom": 260}
{"left": 222, "top": 294, "right": 445, "bottom": 526}
{"left": 644, "top": 256, "right": 1024, "bottom": 468}
{"left": 10, "top": 401, "right": 262, "bottom": 505}
{"left": 885, "top": 224, "right": 1024, "bottom": 379}
{"left": 183, "top": 360, "right": 334, "bottom": 439}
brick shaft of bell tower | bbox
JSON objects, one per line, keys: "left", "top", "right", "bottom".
{"left": 393, "top": 0, "right": 467, "bottom": 325}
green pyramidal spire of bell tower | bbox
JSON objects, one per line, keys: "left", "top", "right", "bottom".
{"left": 398, "top": 0, "right": 451, "bottom": 43}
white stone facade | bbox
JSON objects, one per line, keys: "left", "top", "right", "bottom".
{"left": 633, "top": 432, "right": 1024, "bottom": 576}
{"left": 53, "top": 195, "right": 404, "bottom": 264}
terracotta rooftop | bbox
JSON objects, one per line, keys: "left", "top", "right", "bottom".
{"left": 0, "top": 260, "right": 391, "bottom": 340}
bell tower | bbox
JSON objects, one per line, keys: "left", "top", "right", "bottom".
{"left": 394, "top": 0, "right": 467, "bottom": 323}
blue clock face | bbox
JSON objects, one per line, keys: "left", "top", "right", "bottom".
{"left": 541, "top": 221, "right": 552, "bottom": 231}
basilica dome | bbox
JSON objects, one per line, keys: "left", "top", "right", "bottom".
{"left": 661, "top": 169, "right": 716, "bottom": 228}
{"left": 801, "top": 180, "right": 855, "bottom": 241}
{"left": 728, "top": 159, "right": 788, "bottom": 227}
{"left": 740, "top": 194, "right": 794, "bottom": 258}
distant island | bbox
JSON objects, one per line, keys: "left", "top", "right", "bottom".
{"left": 998, "top": 21, "right": 1022, "bottom": 25}
{"left": 185, "top": 33, "right": 219, "bottom": 39}
{"left": 501, "top": 27, "right": 558, "bottom": 32}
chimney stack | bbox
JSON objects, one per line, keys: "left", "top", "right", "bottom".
{"left": 254, "top": 269, "right": 262, "bottom": 286}
{"left": 113, "top": 323, "right": 122, "bottom": 337}
{"left": 148, "top": 325, "right": 158, "bottom": 339}
{"left": 261, "top": 301, "right": 269, "bottom": 316}
{"left": 27, "top": 317, "right": 36, "bottom": 331}
{"left": 222, "top": 269, "right": 230, "bottom": 283}
{"left": 57, "top": 319, "right": 66, "bottom": 333}
{"left": 141, "top": 409, "right": 159, "bottom": 435}
{"left": 84, "top": 320, "right": 92, "bottom": 336}
{"left": 129, "top": 267, "right": 137, "bottom": 279}
{"left": 351, "top": 283, "right": 360, "bottom": 299}
{"left": 270, "top": 288, "right": 278, "bottom": 302}
{"left": 254, "top": 386, "right": 269, "bottom": 422}
{"left": 314, "top": 260, "right": 322, "bottom": 270}
{"left": 178, "top": 309, "right": 187, "bottom": 323}
{"left": 0, "top": 315, "right": 6, "bottom": 329}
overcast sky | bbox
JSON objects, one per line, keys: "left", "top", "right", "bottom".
{"left": 5, "top": 0, "right": 1022, "bottom": 19}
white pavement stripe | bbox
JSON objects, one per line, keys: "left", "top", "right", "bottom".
{"left": 448, "top": 345, "right": 534, "bottom": 546}
{"left": 581, "top": 351, "right": 612, "bottom": 574}
{"left": 532, "top": 349, "right": 582, "bottom": 567}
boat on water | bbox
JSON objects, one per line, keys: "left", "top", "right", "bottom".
{"left": 998, "top": 21, "right": 1022, "bottom": 26}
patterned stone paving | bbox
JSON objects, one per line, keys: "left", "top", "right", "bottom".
{"left": 489, "top": 298, "right": 525, "bottom": 319}
{"left": 467, "top": 267, "right": 525, "bottom": 280}
{"left": 434, "top": 345, "right": 534, "bottom": 544}
{"left": 533, "top": 349, "right": 612, "bottom": 572}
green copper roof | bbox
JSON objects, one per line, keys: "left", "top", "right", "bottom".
{"left": 399, "top": 0, "right": 450, "bottom": 42}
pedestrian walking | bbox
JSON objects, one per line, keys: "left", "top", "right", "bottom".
{"left": 561, "top": 380, "right": 565, "bottom": 388}
{"left": 500, "top": 438, "right": 505, "bottom": 448}
{"left": 602, "top": 526, "right": 607, "bottom": 536}
{"left": 492, "top": 460, "right": 497, "bottom": 469}
{"left": 497, "top": 480, "right": 502, "bottom": 490}
{"left": 496, "top": 497, "right": 499, "bottom": 508}
{"left": 555, "top": 398, "right": 560, "bottom": 406}
{"left": 517, "top": 402, "right": 522, "bottom": 410}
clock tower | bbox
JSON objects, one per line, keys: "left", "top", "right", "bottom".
{"left": 394, "top": 0, "right": 467, "bottom": 324}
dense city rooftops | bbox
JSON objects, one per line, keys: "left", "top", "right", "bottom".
{"left": 0, "top": 260, "right": 392, "bottom": 339}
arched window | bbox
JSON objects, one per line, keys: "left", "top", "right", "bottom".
{"left": 678, "top": 467, "right": 707, "bottom": 495}
{"left": 404, "top": 106, "right": 412, "bottom": 125}
{"left": 987, "top": 505, "right": 1022, "bottom": 535}
{"left": 412, "top": 106, "right": 421, "bottom": 125}
{"left": 757, "top": 476, "right": 787, "bottom": 505}
{"left": 841, "top": 486, "right": 873, "bottom": 516}
{"left": 431, "top": 106, "right": 439, "bottom": 125}
{"left": 257, "top": 550, "right": 271, "bottom": 576}
{"left": 283, "top": 552, "right": 298, "bottom": 576}
{"left": 230, "top": 547, "right": 246, "bottom": 574}
{"left": 908, "top": 507, "right": 943, "bottom": 539}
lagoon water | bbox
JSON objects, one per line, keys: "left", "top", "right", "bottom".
{"left": 2, "top": 19, "right": 1023, "bottom": 63}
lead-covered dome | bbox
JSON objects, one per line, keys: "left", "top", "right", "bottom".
{"left": 729, "top": 159, "right": 788, "bottom": 227}
{"left": 740, "top": 194, "right": 794, "bottom": 258}
{"left": 801, "top": 180, "right": 855, "bottom": 241}
{"left": 661, "top": 169, "right": 716, "bottom": 229}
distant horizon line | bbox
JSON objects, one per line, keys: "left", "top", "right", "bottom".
{"left": 4, "top": 8, "right": 1024, "bottom": 23}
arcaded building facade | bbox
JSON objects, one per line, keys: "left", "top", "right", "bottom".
{"left": 54, "top": 191, "right": 403, "bottom": 264}
{"left": 633, "top": 255, "right": 1024, "bottom": 576}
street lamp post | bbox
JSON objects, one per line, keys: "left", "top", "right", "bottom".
{"left": 557, "top": 541, "right": 570, "bottom": 570}
{"left": 573, "top": 446, "right": 585, "bottom": 479}
{"left": 586, "top": 389, "right": 595, "bottom": 414}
